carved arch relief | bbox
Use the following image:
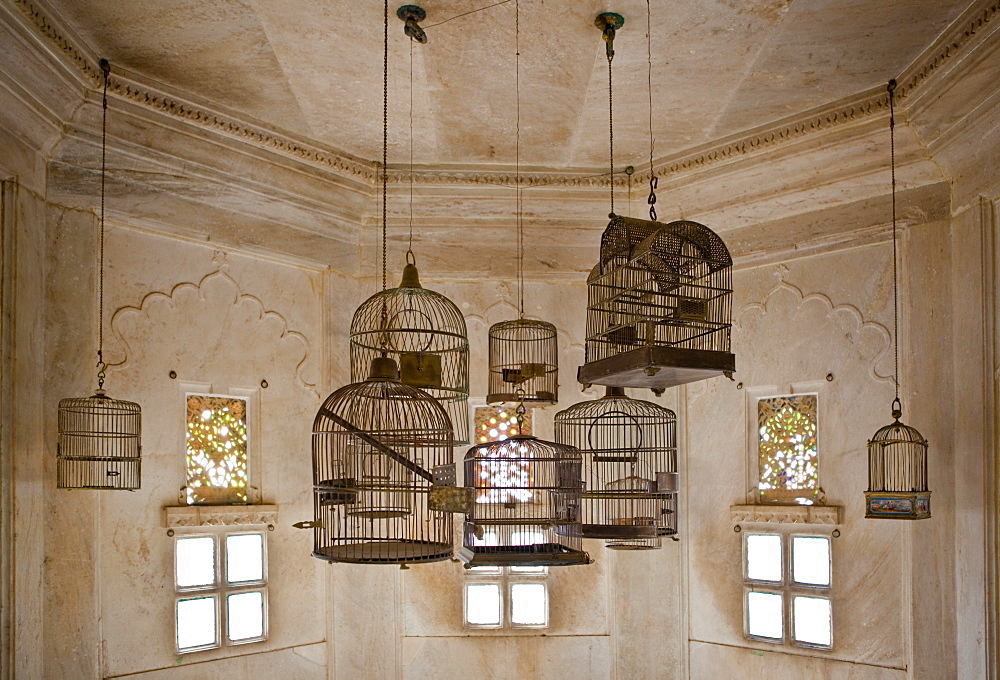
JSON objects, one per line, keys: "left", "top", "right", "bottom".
{"left": 107, "top": 257, "right": 318, "bottom": 399}
{"left": 689, "top": 270, "right": 892, "bottom": 402}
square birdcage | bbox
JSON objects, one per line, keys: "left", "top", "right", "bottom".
{"left": 554, "top": 387, "right": 678, "bottom": 550}
{"left": 460, "top": 436, "right": 590, "bottom": 568}
{"left": 487, "top": 319, "right": 558, "bottom": 405}
{"left": 578, "top": 215, "right": 735, "bottom": 392}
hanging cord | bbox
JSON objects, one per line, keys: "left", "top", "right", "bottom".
{"left": 97, "top": 59, "right": 110, "bottom": 390}
{"left": 645, "top": 0, "right": 657, "bottom": 222}
{"left": 888, "top": 78, "right": 901, "bottom": 418}
{"left": 407, "top": 37, "right": 415, "bottom": 263}
{"left": 381, "top": 0, "right": 389, "bottom": 294}
{"left": 516, "top": 0, "right": 524, "bottom": 318}
{"left": 626, "top": 166, "right": 633, "bottom": 217}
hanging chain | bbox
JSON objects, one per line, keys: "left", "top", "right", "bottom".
{"left": 626, "top": 166, "right": 633, "bottom": 217}
{"left": 97, "top": 59, "right": 110, "bottom": 390}
{"left": 407, "top": 37, "right": 415, "bottom": 263}
{"left": 516, "top": 0, "right": 524, "bottom": 318}
{"left": 646, "top": 0, "right": 657, "bottom": 222}
{"left": 608, "top": 47, "right": 615, "bottom": 217}
{"left": 888, "top": 78, "right": 901, "bottom": 416}
{"left": 381, "top": 0, "right": 389, "bottom": 295}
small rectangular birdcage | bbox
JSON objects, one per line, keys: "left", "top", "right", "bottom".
{"left": 487, "top": 319, "right": 558, "bottom": 405}
{"left": 57, "top": 394, "right": 142, "bottom": 490}
{"left": 579, "top": 216, "right": 735, "bottom": 391}
{"left": 460, "top": 437, "right": 590, "bottom": 568}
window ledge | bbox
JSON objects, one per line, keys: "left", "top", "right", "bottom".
{"left": 730, "top": 504, "right": 841, "bottom": 526}
{"left": 164, "top": 504, "right": 278, "bottom": 528}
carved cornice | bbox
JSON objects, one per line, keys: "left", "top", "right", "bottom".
{"left": 164, "top": 504, "right": 279, "bottom": 528}
{"left": 10, "top": 0, "right": 998, "bottom": 189}
{"left": 730, "top": 504, "right": 841, "bottom": 526}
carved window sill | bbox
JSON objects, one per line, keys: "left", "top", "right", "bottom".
{"left": 730, "top": 504, "right": 841, "bottom": 526}
{"left": 164, "top": 504, "right": 278, "bottom": 529}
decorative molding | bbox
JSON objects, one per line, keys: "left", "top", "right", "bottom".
{"left": 109, "top": 256, "right": 319, "bottom": 398}
{"left": 10, "top": 0, "right": 998, "bottom": 190}
{"left": 164, "top": 504, "right": 278, "bottom": 528}
{"left": 730, "top": 503, "right": 841, "bottom": 526}
{"left": 736, "top": 268, "right": 894, "bottom": 387}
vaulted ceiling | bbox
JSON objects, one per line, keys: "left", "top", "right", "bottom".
{"left": 48, "top": 0, "right": 970, "bottom": 172}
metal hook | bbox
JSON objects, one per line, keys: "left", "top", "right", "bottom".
{"left": 595, "top": 13, "right": 624, "bottom": 61}
{"left": 397, "top": 5, "right": 428, "bottom": 43}
{"left": 406, "top": 249, "right": 416, "bottom": 266}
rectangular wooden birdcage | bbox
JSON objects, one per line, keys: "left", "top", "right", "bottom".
{"left": 578, "top": 215, "right": 736, "bottom": 391}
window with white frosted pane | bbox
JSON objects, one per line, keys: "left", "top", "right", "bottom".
{"left": 463, "top": 563, "right": 548, "bottom": 629}
{"left": 743, "top": 531, "right": 833, "bottom": 649}
{"left": 174, "top": 529, "right": 268, "bottom": 653}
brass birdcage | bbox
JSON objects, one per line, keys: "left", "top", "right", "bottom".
{"left": 57, "top": 59, "right": 142, "bottom": 490}
{"left": 350, "top": 261, "right": 470, "bottom": 445}
{"left": 487, "top": 319, "right": 558, "bottom": 405}
{"left": 865, "top": 403, "right": 930, "bottom": 519}
{"left": 460, "top": 435, "right": 590, "bottom": 568}
{"left": 578, "top": 216, "right": 735, "bottom": 393}
{"left": 58, "top": 391, "right": 142, "bottom": 489}
{"left": 310, "top": 357, "right": 455, "bottom": 564}
{"left": 865, "top": 80, "right": 930, "bottom": 521}
{"left": 554, "top": 386, "right": 678, "bottom": 550}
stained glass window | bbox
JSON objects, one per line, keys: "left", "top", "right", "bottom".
{"left": 757, "top": 395, "right": 818, "bottom": 504}
{"left": 473, "top": 406, "right": 532, "bottom": 444}
{"left": 186, "top": 395, "right": 249, "bottom": 505}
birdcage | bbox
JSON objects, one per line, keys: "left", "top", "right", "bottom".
{"left": 57, "top": 391, "right": 142, "bottom": 490}
{"left": 554, "top": 386, "right": 678, "bottom": 549}
{"left": 487, "top": 319, "right": 558, "bottom": 405}
{"left": 865, "top": 408, "right": 930, "bottom": 520}
{"left": 578, "top": 215, "right": 735, "bottom": 393}
{"left": 310, "top": 357, "right": 455, "bottom": 564}
{"left": 350, "top": 262, "right": 470, "bottom": 445}
{"left": 460, "top": 435, "right": 590, "bottom": 568}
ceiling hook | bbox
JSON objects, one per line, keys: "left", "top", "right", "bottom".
{"left": 595, "top": 12, "right": 624, "bottom": 61}
{"left": 397, "top": 5, "right": 428, "bottom": 43}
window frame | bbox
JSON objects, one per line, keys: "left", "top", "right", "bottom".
{"left": 742, "top": 529, "right": 833, "bottom": 650}
{"left": 173, "top": 527, "right": 269, "bottom": 654}
{"left": 463, "top": 565, "right": 549, "bottom": 630}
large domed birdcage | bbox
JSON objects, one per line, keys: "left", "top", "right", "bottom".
{"left": 460, "top": 435, "right": 590, "bottom": 568}
{"left": 350, "top": 262, "right": 470, "bottom": 445}
{"left": 58, "top": 391, "right": 142, "bottom": 490}
{"left": 578, "top": 215, "right": 735, "bottom": 393}
{"left": 554, "top": 386, "right": 678, "bottom": 550}
{"left": 865, "top": 402, "right": 930, "bottom": 520}
{"left": 487, "top": 319, "right": 558, "bottom": 405}
{"left": 310, "top": 357, "right": 455, "bottom": 565}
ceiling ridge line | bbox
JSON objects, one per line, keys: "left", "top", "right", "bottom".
{"left": 10, "top": 0, "right": 996, "bottom": 191}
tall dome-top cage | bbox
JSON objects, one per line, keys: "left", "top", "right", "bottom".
{"left": 350, "top": 262, "right": 470, "bottom": 445}
{"left": 487, "top": 319, "right": 558, "bottom": 405}
{"left": 865, "top": 404, "right": 930, "bottom": 520}
{"left": 460, "top": 435, "right": 590, "bottom": 567}
{"left": 554, "top": 387, "right": 678, "bottom": 550}
{"left": 311, "top": 357, "right": 455, "bottom": 564}
{"left": 578, "top": 215, "right": 735, "bottom": 392}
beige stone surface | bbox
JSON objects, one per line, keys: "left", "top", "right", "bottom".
{"left": 2, "top": 0, "right": 999, "bottom": 678}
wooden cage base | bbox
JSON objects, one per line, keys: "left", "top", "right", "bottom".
{"left": 459, "top": 543, "right": 592, "bottom": 567}
{"left": 578, "top": 346, "right": 736, "bottom": 391}
{"left": 313, "top": 539, "right": 453, "bottom": 564}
